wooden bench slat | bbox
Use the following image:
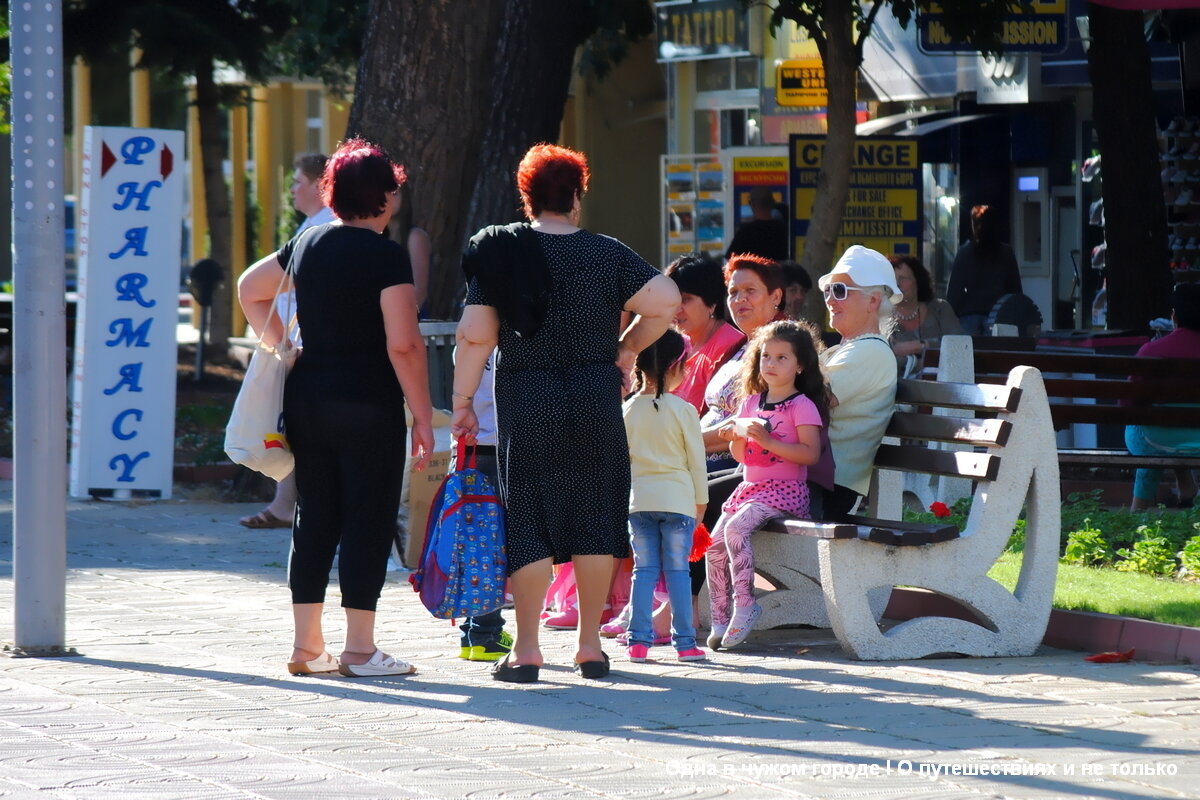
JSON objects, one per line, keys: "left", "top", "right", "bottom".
{"left": 896, "top": 379, "right": 1021, "bottom": 413}
{"left": 886, "top": 413, "right": 1012, "bottom": 447}
{"left": 1039, "top": 378, "right": 1200, "bottom": 404}
{"left": 874, "top": 443, "right": 1001, "bottom": 481}
{"left": 759, "top": 515, "right": 961, "bottom": 546}
{"left": 1048, "top": 404, "right": 1200, "bottom": 428}
{"left": 760, "top": 517, "right": 859, "bottom": 539}
{"left": 972, "top": 350, "right": 1172, "bottom": 376}
{"left": 1058, "top": 449, "right": 1200, "bottom": 467}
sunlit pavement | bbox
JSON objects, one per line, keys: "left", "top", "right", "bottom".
{"left": 1, "top": 484, "right": 1197, "bottom": 800}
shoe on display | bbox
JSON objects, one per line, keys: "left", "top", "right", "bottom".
{"left": 1176, "top": 189, "right": 1193, "bottom": 207}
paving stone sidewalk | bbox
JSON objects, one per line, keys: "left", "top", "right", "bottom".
{"left": 1, "top": 486, "right": 1198, "bottom": 800}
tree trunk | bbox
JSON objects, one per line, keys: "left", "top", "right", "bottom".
{"left": 1087, "top": 1, "right": 1172, "bottom": 330}
{"left": 195, "top": 60, "right": 234, "bottom": 350}
{"left": 460, "top": 0, "right": 588, "bottom": 290}
{"left": 800, "top": 1, "right": 857, "bottom": 285}
{"left": 347, "top": 0, "right": 506, "bottom": 320}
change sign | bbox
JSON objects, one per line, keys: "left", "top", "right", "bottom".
{"left": 789, "top": 135, "right": 921, "bottom": 261}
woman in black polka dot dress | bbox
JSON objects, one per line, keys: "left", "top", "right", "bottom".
{"left": 452, "top": 145, "right": 679, "bottom": 682}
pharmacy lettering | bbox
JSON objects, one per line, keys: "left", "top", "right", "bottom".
{"left": 69, "top": 127, "right": 185, "bottom": 499}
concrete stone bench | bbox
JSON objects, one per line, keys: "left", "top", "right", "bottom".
{"left": 704, "top": 364, "right": 1061, "bottom": 661}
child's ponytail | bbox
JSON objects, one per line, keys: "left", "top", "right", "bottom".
{"left": 635, "top": 329, "right": 687, "bottom": 410}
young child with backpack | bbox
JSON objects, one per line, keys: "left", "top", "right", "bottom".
{"left": 622, "top": 329, "right": 709, "bottom": 663}
{"left": 451, "top": 349, "right": 512, "bottom": 661}
{"left": 708, "top": 320, "right": 828, "bottom": 650}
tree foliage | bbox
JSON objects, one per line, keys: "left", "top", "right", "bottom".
{"left": 0, "top": 15, "right": 10, "bottom": 135}
{"left": 749, "top": 1, "right": 1024, "bottom": 290}
{"left": 56, "top": 0, "right": 365, "bottom": 348}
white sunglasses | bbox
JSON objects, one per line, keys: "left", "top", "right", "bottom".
{"left": 822, "top": 282, "right": 867, "bottom": 301}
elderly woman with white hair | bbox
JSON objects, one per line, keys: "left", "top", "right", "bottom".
{"left": 817, "top": 245, "right": 903, "bottom": 519}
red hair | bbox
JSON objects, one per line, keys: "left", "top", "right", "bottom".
{"left": 517, "top": 144, "right": 590, "bottom": 220}
{"left": 319, "top": 137, "right": 407, "bottom": 221}
{"left": 723, "top": 253, "right": 785, "bottom": 296}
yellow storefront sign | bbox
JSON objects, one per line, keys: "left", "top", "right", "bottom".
{"left": 776, "top": 59, "right": 827, "bottom": 107}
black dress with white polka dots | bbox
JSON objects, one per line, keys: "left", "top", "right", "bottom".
{"left": 465, "top": 229, "right": 659, "bottom": 574}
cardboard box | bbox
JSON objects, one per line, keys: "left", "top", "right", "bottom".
{"left": 401, "top": 406, "right": 454, "bottom": 568}
{"left": 403, "top": 448, "right": 450, "bottom": 568}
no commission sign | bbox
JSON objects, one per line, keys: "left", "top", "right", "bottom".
{"left": 917, "top": 1, "right": 1070, "bottom": 55}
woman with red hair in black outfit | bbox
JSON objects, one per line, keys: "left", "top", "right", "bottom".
{"left": 452, "top": 144, "right": 680, "bottom": 682}
{"left": 238, "top": 137, "right": 434, "bottom": 678}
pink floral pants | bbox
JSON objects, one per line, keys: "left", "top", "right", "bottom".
{"left": 705, "top": 502, "right": 780, "bottom": 626}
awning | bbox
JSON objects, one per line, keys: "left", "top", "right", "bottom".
{"left": 856, "top": 110, "right": 953, "bottom": 136}
{"left": 894, "top": 113, "right": 999, "bottom": 138}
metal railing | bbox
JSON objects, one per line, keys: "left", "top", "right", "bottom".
{"left": 420, "top": 321, "right": 457, "bottom": 411}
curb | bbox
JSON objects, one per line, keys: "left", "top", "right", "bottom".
{"left": 885, "top": 587, "right": 1197, "bottom": 663}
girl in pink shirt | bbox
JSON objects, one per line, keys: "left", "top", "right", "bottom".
{"left": 707, "top": 321, "right": 828, "bottom": 649}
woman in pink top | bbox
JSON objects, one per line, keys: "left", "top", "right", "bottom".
{"left": 1125, "top": 282, "right": 1200, "bottom": 510}
{"left": 666, "top": 253, "right": 746, "bottom": 413}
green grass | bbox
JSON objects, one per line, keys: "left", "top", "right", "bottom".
{"left": 988, "top": 553, "right": 1200, "bottom": 627}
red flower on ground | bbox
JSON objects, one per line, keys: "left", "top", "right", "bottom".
{"left": 930, "top": 502, "right": 951, "bottom": 518}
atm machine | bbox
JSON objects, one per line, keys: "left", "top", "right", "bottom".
{"left": 1011, "top": 167, "right": 1054, "bottom": 330}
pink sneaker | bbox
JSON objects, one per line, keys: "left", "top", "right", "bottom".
{"left": 676, "top": 647, "right": 707, "bottom": 662}
{"left": 599, "top": 620, "right": 626, "bottom": 638}
{"left": 627, "top": 643, "right": 650, "bottom": 662}
{"left": 542, "top": 607, "right": 578, "bottom": 630}
{"left": 616, "top": 632, "right": 671, "bottom": 646}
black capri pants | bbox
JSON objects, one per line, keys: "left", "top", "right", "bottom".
{"left": 284, "top": 390, "right": 406, "bottom": 611}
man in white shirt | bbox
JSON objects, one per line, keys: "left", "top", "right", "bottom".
{"left": 239, "top": 153, "right": 332, "bottom": 530}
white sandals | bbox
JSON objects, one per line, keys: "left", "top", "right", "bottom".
{"left": 287, "top": 651, "right": 339, "bottom": 675}
{"left": 337, "top": 649, "right": 418, "bottom": 677}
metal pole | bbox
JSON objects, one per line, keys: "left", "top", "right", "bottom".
{"left": 10, "top": 1, "right": 70, "bottom": 654}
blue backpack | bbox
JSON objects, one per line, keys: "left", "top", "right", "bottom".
{"left": 409, "top": 442, "right": 507, "bottom": 620}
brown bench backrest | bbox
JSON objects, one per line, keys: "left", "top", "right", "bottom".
{"left": 925, "top": 349, "right": 1200, "bottom": 430}
{"left": 870, "top": 377, "right": 1021, "bottom": 483}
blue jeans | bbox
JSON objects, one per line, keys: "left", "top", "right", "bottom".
{"left": 1126, "top": 424, "right": 1200, "bottom": 502}
{"left": 959, "top": 313, "right": 987, "bottom": 337}
{"left": 628, "top": 511, "right": 696, "bottom": 650}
